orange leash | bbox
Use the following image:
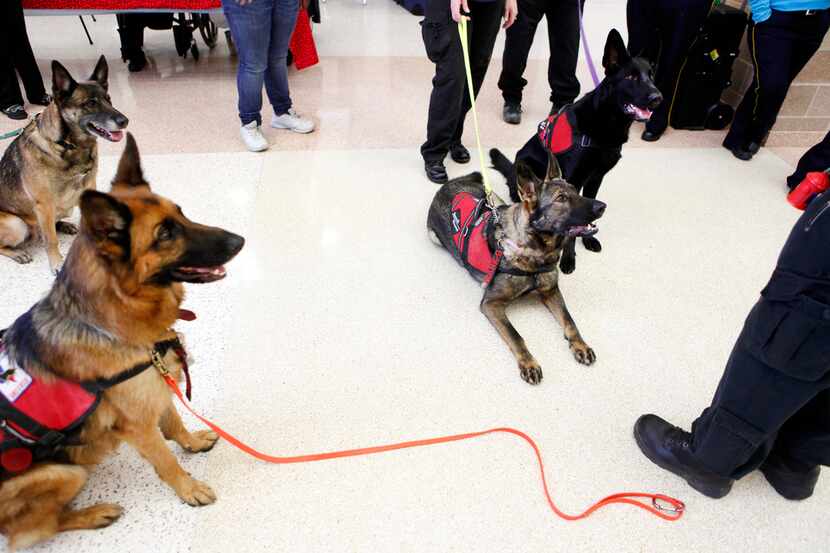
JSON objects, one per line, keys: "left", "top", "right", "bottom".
{"left": 163, "top": 375, "right": 685, "bottom": 522}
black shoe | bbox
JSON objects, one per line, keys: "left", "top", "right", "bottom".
{"left": 641, "top": 129, "right": 662, "bottom": 142}
{"left": 127, "top": 51, "right": 148, "bottom": 73}
{"left": 29, "top": 94, "right": 51, "bottom": 107}
{"left": 634, "top": 414, "right": 734, "bottom": 499}
{"left": 1, "top": 104, "right": 28, "bottom": 120}
{"left": 724, "top": 142, "right": 755, "bottom": 161}
{"left": 503, "top": 102, "right": 522, "bottom": 125}
{"left": 450, "top": 143, "right": 470, "bottom": 164}
{"left": 425, "top": 160, "right": 449, "bottom": 184}
{"left": 760, "top": 457, "right": 820, "bottom": 501}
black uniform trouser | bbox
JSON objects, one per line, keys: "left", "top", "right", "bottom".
{"left": 787, "top": 130, "right": 830, "bottom": 189}
{"left": 626, "top": 0, "right": 711, "bottom": 134}
{"left": 689, "top": 193, "right": 830, "bottom": 480}
{"left": 0, "top": 0, "right": 47, "bottom": 109}
{"left": 497, "top": 0, "right": 583, "bottom": 108}
{"left": 421, "top": 0, "right": 504, "bottom": 163}
{"left": 724, "top": 9, "right": 830, "bottom": 151}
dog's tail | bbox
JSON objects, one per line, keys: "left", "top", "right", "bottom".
{"left": 490, "top": 148, "right": 520, "bottom": 203}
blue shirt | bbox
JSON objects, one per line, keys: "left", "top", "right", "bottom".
{"left": 749, "top": 0, "right": 830, "bottom": 23}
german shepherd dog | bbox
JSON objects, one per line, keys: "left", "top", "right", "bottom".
{"left": 491, "top": 29, "right": 661, "bottom": 275}
{"left": 0, "top": 56, "right": 128, "bottom": 274}
{"left": 0, "top": 135, "right": 243, "bottom": 550}
{"left": 428, "top": 153, "right": 606, "bottom": 384}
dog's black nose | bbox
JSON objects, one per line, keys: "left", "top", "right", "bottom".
{"left": 592, "top": 200, "right": 607, "bottom": 217}
{"left": 114, "top": 114, "right": 129, "bottom": 128}
{"left": 648, "top": 92, "right": 663, "bottom": 110}
{"left": 225, "top": 232, "right": 245, "bottom": 257}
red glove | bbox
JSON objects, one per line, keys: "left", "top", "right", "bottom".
{"left": 788, "top": 171, "right": 830, "bottom": 210}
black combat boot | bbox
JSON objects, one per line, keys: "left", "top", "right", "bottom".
{"left": 634, "top": 414, "right": 734, "bottom": 499}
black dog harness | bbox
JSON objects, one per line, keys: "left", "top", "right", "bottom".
{"left": 0, "top": 330, "right": 188, "bottom": 477}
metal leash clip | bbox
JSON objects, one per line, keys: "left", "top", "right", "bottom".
{"left": 652, "top": 496, "right": 685, "bottom": 514}
{"left": 150, "top": 349, "right": 169, "bottom": 377}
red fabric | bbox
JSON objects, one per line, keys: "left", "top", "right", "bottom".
{"left": 289, "top": 9, "right": 319, "bottom": 71}
{"left": 789, "top": 171, "right": 830, "bottom": 210}
{"left": 23, "top": 0, "right": 220, "bottom": 9}
{"left": 1, "top": 448, "right": 33, "bottom": 474}
{"left": 451, "top": 192, "right": 497, "bottom": 278}
{"left": 537, "top": 113, "right": 574, "bottom": 155}
{"left": 8, "top": 375, "right": 96, "bottom": 435}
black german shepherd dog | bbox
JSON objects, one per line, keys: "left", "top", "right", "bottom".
{"left": 491, "top": 29, "right": 661, "bottom": 274}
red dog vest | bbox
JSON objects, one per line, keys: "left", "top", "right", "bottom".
{"left": 537, "top": 110, "right": 576, "bottom": 155}
{"left": 0, "top": 332, "right": 188, "bottom": 476}
{"left": 451, "top": 192, "right": 502, "bottom": 286}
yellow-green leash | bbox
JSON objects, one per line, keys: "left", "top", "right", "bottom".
{"left": 0, "top": 128, "right": 23, "bottom": 141}
{"left": 457, "top": 16, "right": 497, "bottom": 209}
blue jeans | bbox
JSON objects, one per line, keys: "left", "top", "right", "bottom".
{"left": 222, "top": 0, "right": 299, "bottom": 125}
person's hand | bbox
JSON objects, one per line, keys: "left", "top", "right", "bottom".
{"left": 503, "top": 0, "right": 518, "bottom": 29}
{"left": 451, "top": 0, "right": 470, "bottom": 22}
{"left": 300, "top": 0, "right": 310, "bottom": 9}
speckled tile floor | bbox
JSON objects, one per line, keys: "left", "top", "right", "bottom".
{"left": 1, "top": 1, "right": 828, "bottom": 552}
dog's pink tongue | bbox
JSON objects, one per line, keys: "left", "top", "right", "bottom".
{"left": 636, "top": 107, "right": 652, "bottom": 121}
{"left": 110, "top": 130, "right": 124, "bottom": 142}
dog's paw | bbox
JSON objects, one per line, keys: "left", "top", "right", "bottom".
{"left": 56, "top": 221, "right": 79, "bottom": 235}
{"left": 569, "top": 341, "right": 596, "bottom": 365}
{"left": 48, "top": 254, "right": 64, "bottom": 275}
{"left": 9, "top": 250, "right": 33, "bottom": 264}
{"left": 83, "top": 503, "right": 124, "bottom": 529}
{"left": 582, "top": 236, "right": 602, "bottom": 252}
{"left": 559, "top": 254, "right": 575, "bottom": 274}
{"left": 177, "top": 478, "right": 217, "bottom": 507}
{"left": 184, "top": 430, "right": 220, "bottom": 453}
{"left": 518, "top": 357, "right": 543, "bottom": 385}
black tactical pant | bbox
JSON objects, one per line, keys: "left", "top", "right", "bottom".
{"left": 690, "top": 192, "right": 830, "bottom": 479}
{"left": 497, "top": 0, "right": 583, "bottom": 108}
{"left": 421, "top": 0, "right": 504, "bottom": 163}
{"left": 724, "top": 9, "right": 830, "bottom": 151}
{"left": 0, "top": 0, "right": 47, "bottom": 109}
{"left": 626, "top": 0, "right": 711, "bottom": 134}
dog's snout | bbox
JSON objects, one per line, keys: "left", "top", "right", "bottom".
{"left": 647, "top": 92, "right": 663, "bottom": 110}
{"left": 225, "top": 232, "right": 245, "bottom": 257}
{"left": 592, "top": 200, "right": 607, "bottom": 218}
{"left": 114, "top": 113, "right": 129, "bottom": 129}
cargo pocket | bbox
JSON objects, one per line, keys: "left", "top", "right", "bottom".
{"left": 421, "top": 21, "right": 451, "bottom": 64}
{"left": 751, "top": 297, "right": 830, "bottom": 381}
{"left": 695, "top": 407, "right": 766, "bottom": 477}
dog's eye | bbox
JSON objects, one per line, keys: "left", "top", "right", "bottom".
{"left": 625, "top": 74, "right": 639, "bottom": 81}
{"left": 85, "top": 98, "right": 98, "bottom": 107}
{"left": 554, "top": 194, "right": 567, "bottom": 203}
{"left": 155, "top": 221, "right": 178, "bottom": 243}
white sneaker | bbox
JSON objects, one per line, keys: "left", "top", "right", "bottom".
{"left": 271, "top": 108, "right": 315, "bottom": 134}
{"left": 240, "top": 121, "right": 269, "bottom": 152}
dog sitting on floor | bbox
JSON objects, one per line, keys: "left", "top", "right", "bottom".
{"left": 0, "top": 56, "right": 128, "bottom": 274}
{"left": 428, "top": 152, "right": 606, "bottom": 384}
{"left": 491, "top": 29, "right": 662, "bottom": 275}
{"left": 0, "top": 134, "right": 243, "bottom": 550}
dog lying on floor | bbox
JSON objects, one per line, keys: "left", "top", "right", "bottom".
{"left": 491, "top": 29, "right": 661, "bottom": 275}
{"left": 428, "top": 152, "right": 606, "bottom": 384}
{"left": 0, "top": 134, "right": 243, "bottom": 550}
{"left": 0, "top": 56, "right": 128, "bottom": 274}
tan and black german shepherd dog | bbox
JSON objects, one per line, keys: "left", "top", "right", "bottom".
{"left": 0, "top": 134, "right": 243, "bottom": 550}
{"left": 0, "top": 56, "right": 128, "bottom": 274}
{"left": 428, "top": 153, "right": 605, "bottom": 385}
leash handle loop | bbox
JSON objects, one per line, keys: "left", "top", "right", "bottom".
{"left": 163, "top": 375, "right": 685, "bottom": 523}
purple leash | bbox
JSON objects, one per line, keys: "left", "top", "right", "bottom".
{"left": 577, "top": 0, "right": 601, "bottom": 89}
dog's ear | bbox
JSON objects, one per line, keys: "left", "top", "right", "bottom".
{"left": 602, "top": 29, "right": 631, "bottom": 74}
{"left": 545, "top": 151, "right": 563, "bottom": 182}
{"left": 112, "top": 133, "right": 150, "bottom": 190}
{"left": 515, "top": 161, "right": 541, "bottom": 212}
{"left": 80, "top": 190, "right": 133, "bottom": 258}
{"left": 51, "top": 61, "right": 77, "bottom": 98}
{"left": 89, "top": 55, "right": 109, "bottom": 89}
